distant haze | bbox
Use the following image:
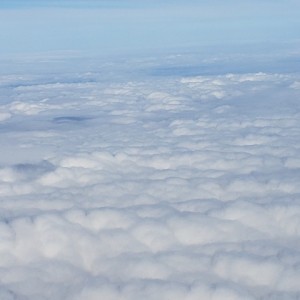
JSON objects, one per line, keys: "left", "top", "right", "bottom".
{"left": 0, "top": 0, "right": 299, "bottom": 55}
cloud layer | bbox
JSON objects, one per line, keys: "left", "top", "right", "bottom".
{"left": 0, "top": 61, "right": 300, "bottom": 299}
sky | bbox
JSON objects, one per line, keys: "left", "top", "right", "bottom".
{"left": 1, "top": 1, "right": 300, "bottom": 300}
{"left": 0, "top": 0, "right": 299, "bottom": 55}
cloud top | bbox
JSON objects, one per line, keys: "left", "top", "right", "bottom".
{"left": 0, "top": 59, "right": 300, "bottom": 299}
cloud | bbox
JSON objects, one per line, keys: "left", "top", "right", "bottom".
{"left": 0, "top": 112, "right": 11, "bottom": 122}
{"left": 0, "top": 57, "right": 300, "bottom": 299}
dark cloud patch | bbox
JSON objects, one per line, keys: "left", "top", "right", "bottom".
{"left": 53, "top": 116, "right": 92, "bottom": 124}
{"left": 13, "top": 160, "right": 55, "bottom": 178}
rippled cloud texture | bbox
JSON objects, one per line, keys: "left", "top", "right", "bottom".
{"left": 1, "top": 0, "right": 300, "bottom": 299}
{"left": 1, "top": 54, "right": 300, "bottom": 299}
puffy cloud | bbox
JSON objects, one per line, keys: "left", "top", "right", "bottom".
{"left": 0, "top": 60, "right": 300, "bottom": 299}
{"left": 0, "top": 112, "right": 11, "bottom": 122}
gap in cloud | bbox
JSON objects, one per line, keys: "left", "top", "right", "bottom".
{"left": 53, "top": 116, "right": 92, "bottom": 124}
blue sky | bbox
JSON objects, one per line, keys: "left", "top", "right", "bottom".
{"left": 0, "top": 0, "right": 299, "bottom": 55}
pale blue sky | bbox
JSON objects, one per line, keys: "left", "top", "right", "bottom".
{"left": 0, "top": 0, "right": 299, "bottom": 55}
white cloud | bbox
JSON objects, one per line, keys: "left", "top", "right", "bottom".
{"left": 0, "top": 59, "right": 300, "bottom": 299}
{"left": 0, "top": 112, "right": 11, "bottom": 122}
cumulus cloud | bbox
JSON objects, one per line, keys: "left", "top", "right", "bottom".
{"left": 0, "top": 58, "right": 300, "bottom": 300}
{"left": 0, "top": 112, "right": 11, "bottom": 122}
